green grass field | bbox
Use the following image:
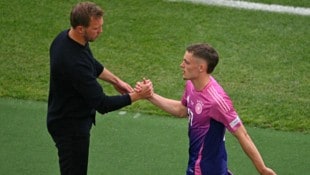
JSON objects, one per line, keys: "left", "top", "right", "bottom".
{"left": 0, "top": 98, "right": 309, "bottom": 174}
{"left": 0, "top": 0, "right": 309, "bottom": 133}
{"left": 0, "top": 0, "right": 309, "bottom": 174}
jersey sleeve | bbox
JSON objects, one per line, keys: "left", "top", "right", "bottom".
{"left": 210, "top": 96, "right": 242, "bottom": 133}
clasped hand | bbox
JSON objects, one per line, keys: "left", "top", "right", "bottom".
{"left": 134, "top": 79, "right": 154, "bottom": 99}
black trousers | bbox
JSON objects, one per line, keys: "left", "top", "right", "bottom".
{"left": 48, "top": 118, "right": 93, "bottom": 175}
{"left": 51, "top": 133, "right": 90, "bottom": 175}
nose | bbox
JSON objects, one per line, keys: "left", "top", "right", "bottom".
{"left": 98, "top": 26, "right": 103, "bottom": 34}
{"left": 180, "top": 61, "right": 184, "bottom": 68}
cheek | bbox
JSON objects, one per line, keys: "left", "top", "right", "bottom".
{"left": 87, "top": 29, "right": 97, "bottom": 36}
{"left": 188, "top": 66, "right": 200, "bottom": 75}
{"left": 92, "top": 30, "right": 98, "bottom": 35}
{"left": 186, "top": 66, "right": 195, "bottom": 72}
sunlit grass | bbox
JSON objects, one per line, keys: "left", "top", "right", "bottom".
{"left": 0, "top": 0, "right": 309, "bottom": 132}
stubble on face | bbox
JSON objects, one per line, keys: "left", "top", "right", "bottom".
{"left": 83, "top": 17, "right": 103, "bottom": 42}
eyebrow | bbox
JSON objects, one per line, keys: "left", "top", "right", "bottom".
{"left": 183, "top": 58, "right": 190, "bottom": 64}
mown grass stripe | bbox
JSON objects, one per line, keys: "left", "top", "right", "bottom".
{"left": 168, "top": 0, "right": 310, "bottom": 15}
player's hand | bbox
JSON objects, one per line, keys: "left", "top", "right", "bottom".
{"left": 260, "top": 167, "right": 277, "bottom": 175}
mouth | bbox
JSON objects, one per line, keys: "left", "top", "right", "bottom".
{"left": 182, "top": 71, "right": 186, "bottom": 77}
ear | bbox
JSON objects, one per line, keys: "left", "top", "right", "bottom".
{"left": 76, "top": 26, "right": 85, "bottom": 34}
{"left": 199, "top": 63, "right": 206, "bottom": 73}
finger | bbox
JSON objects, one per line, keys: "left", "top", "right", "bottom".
{"left": 143, "top": 78, "right": 147, "bottom": 84}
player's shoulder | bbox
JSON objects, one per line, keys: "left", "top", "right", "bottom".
{"left": 207, "top": 77, "right": 227, "bottom": 95}
{"left": 207, "top": 79, "right": 233, "bottom": 112}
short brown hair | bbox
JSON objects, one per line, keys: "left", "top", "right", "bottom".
{"left": 186, "top": 43, "right": 219, "bottom": 74}
{"left": 70, "top": 2, "right": 104, "bottom": 28}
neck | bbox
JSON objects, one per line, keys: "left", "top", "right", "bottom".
{"left": 68, "top": 28, "right": 86, "bottom": 46}
{"left": 192, "top": 74, "right": 211, "bottom": 91}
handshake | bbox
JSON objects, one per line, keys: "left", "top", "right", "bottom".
{"left": 112, "top": 77, "right": 154, "bottom": 102}
{"left": 132, "top": 78, "right": 154, "bottom": 101}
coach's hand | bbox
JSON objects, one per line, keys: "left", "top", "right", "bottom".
{"left": 113, "top": 80, "right": 134, "bottom": 94}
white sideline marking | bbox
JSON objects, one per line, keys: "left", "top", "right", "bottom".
{"left": 133, "top": 113, "right": 141, "bottom": 119}
{"left": 168, "top": 0, "right": 310, "bottom": 16}
{"left": 119, "top": 111, "right": 127, "bottom": 115}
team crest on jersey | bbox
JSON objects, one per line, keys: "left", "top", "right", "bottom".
{"left": 195, "top": 100, "right": 203, "bottom": 114}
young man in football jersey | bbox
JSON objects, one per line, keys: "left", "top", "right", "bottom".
{"left": 142, "top": 43, "right": 276, "bottom": 175}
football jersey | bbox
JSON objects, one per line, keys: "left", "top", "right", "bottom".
{"left": 181, "top": 76, "right": 242, "bottom": 175}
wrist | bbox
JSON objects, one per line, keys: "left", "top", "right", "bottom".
{"left": 129, "top": 91, "right": 141, "bottom": 102}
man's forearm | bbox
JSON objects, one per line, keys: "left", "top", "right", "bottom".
{"left": 234, "top": 126, "right": 267, "bottom": 174}
{"left": 98, "top": 68, "right": 119, "bottom": 85}
{"left": 148, "top": 93, "right": 187, "bottom": 117}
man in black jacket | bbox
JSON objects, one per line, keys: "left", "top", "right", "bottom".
{"left": 47, "top": 2, "right": 152, "bottom": 175}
